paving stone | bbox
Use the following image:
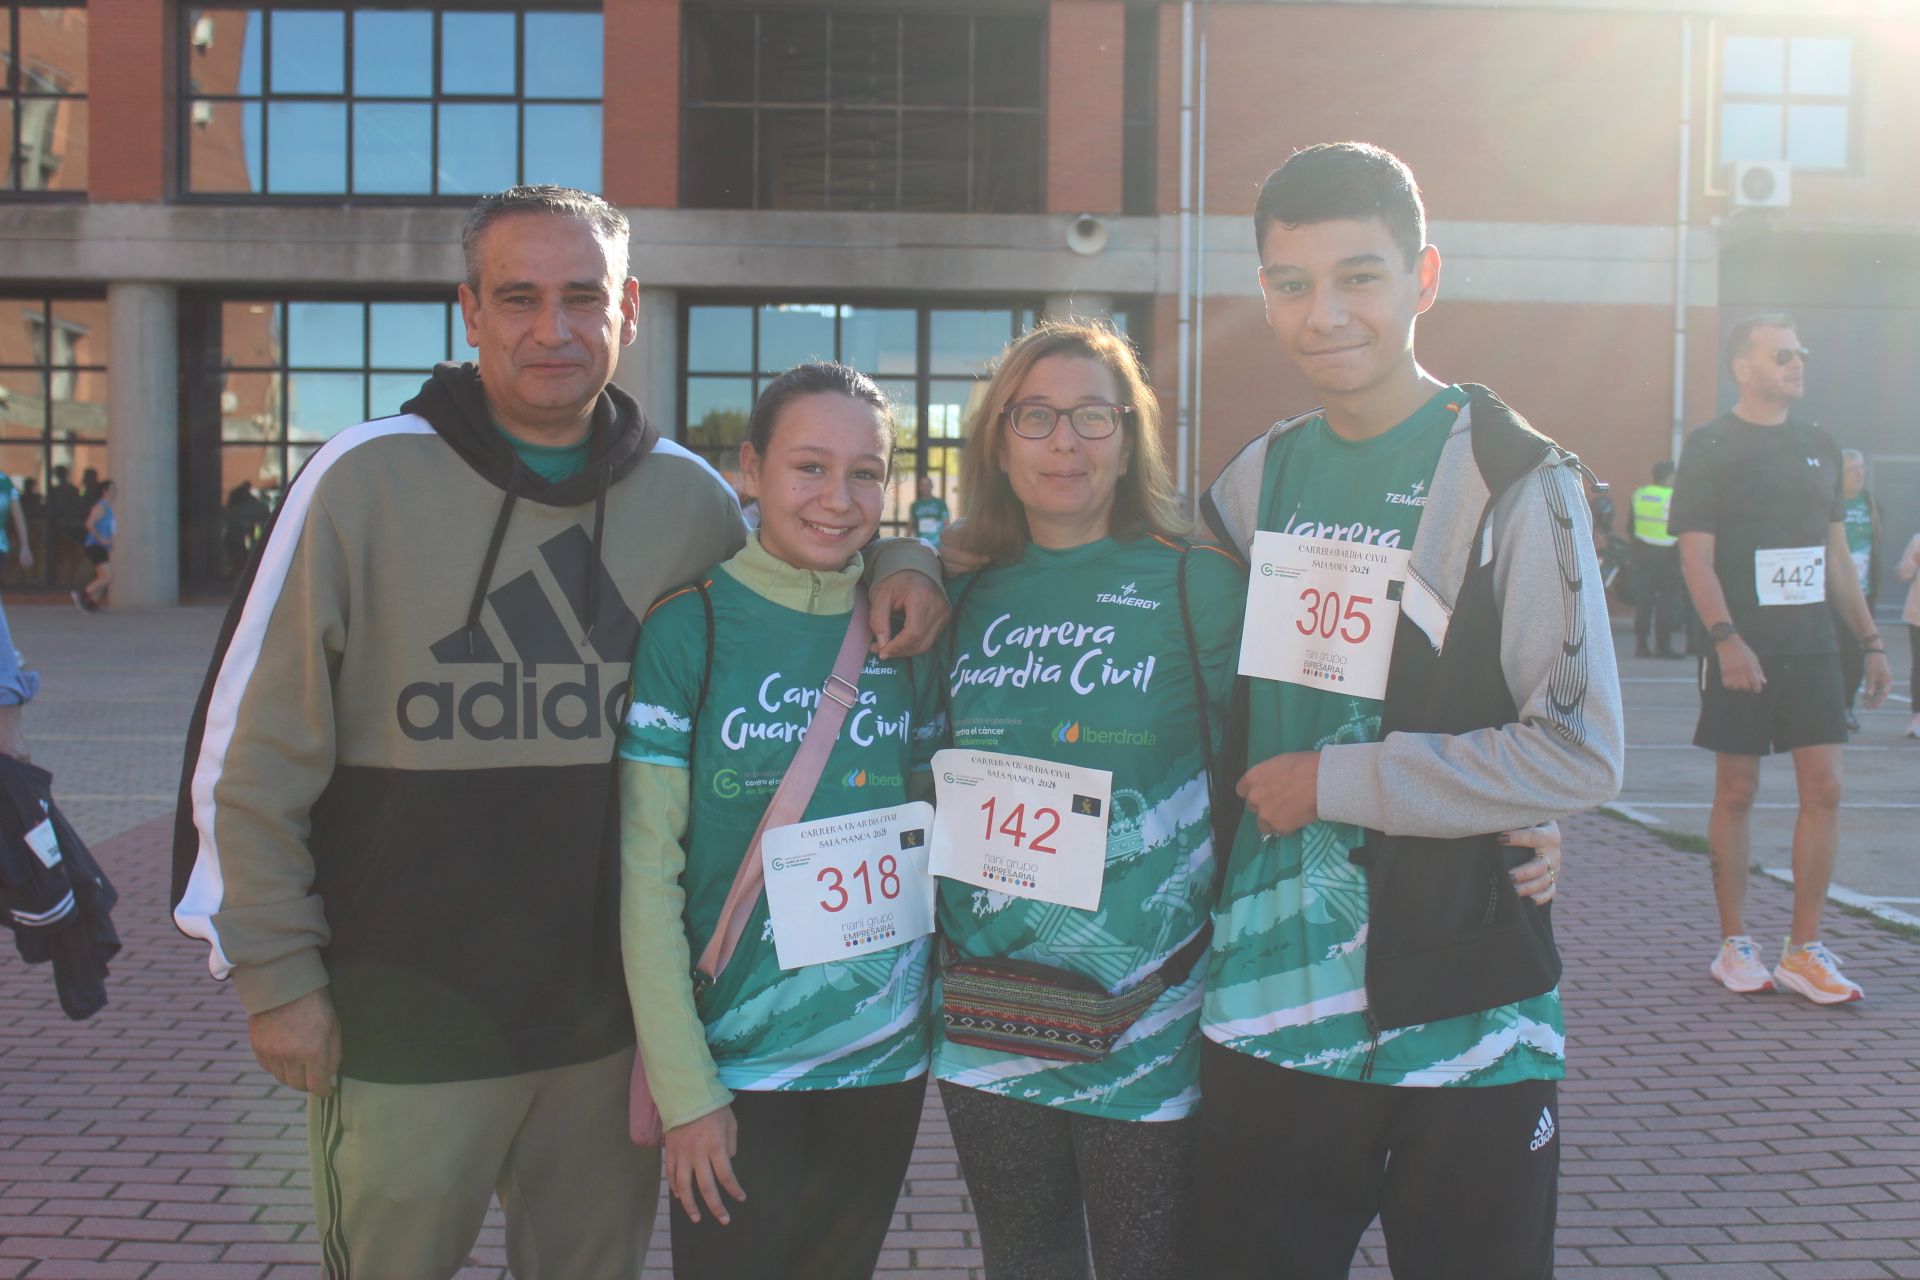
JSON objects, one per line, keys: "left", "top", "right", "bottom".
{"left": 0, "top": 607, "right": 1916, "bottom": 1277}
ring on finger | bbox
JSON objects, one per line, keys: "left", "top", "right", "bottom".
{"left": 1547, "top": 864, "right": 1557, "bottom": 883}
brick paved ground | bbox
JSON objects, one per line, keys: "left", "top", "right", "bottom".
{"left": 2, "top": 604, "right": 1918, "bottom": 1278}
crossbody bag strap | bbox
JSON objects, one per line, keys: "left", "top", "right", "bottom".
{"left": 694, "top": 584, "right": 873, "bottom": 988}
{"left": 1151, "top": 543, "right": 1232, "bottom": 991}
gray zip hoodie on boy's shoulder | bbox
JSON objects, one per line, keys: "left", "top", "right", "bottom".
{"left": 1202, "top": 385, "right": 1625, "bottom": 839}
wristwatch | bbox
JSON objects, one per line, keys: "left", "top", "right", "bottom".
{"left": 1708, "top": 621, "right": 1737, "bottom": 644}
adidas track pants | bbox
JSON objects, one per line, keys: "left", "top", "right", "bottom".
{"left": 307, "top": 1046, "right": 659, "bottom": 1280}
{"left": 1188, "top": 1039, "right": 1558, "bottom": 1278}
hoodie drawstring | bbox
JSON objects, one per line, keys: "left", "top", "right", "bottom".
{"left": 465, "top": 460, "right": 526, "bottom": 655}
{"left": 583, "top": 461, "right": 611, "bottom": 644}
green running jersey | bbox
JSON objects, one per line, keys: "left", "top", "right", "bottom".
{"left": 1202, "top": 387, "right": 1566, "bottom": 1087}
{"left": 619, "top": 568, "right": 946, "bottom": 1093}
{"left": 936, "top": 535, "right": 1246, "bottom": 1120}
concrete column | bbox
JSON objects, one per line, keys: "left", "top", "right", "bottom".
{"left": 106, "top": 282, "right": 181, "bottom": 609}
{"left": 1044, "top": 293, "right": 1116, "bottom": 323}
{"left": 614, "top": 286, "right": 679, "bottom": 438}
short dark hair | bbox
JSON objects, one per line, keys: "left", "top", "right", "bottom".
{"left": 1723, "top": 311, "right": 1796, "bottom": 376}
{"left": 747, "top": 362, "right": 896, "bottom": 470}
{"left": 1652, "top": 460, "right": 1676, "bottom": 484}
{"left": 1252, "top": 143, "right": 1426, "bottom": 270}
{"left": 462, "top": 185, "right": 630, "bottom": 290}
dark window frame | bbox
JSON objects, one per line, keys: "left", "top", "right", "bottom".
{"left": 679, "top": 294, "right": 1052, "bottom": 536}
{"left": 1, "top": 0, "right": 88, "bottom": 201}
{"left": 211, "top": 294, "right": 472, "bottom": 502}
{"left": 681, "top": 6, "right": 1046, "bottom": 214}
{"left": 178, "top": 1, "right": 604, "bottom": 202}
{"left": 0, "top": 287, "right": 108, "bottom": 587}
{"left": 1715, "top": 25, "right": 1862, "bottom": 177}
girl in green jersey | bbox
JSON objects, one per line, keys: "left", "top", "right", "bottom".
{"left": 619, "top": 364, "right": 944, "bottom": 1280}
{"left": 935, "top": 321, "right": 1246, "bottom": 1280}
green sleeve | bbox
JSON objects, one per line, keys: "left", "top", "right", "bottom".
{"left": 618, "top": 759, "right": 733, "bottom": 1129}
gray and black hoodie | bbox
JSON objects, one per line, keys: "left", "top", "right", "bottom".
{"left": 1202, "top": 384, "right": 1625, "bottom": 1029}
{"left": 168, "top": 364, "right": 754, "bottom": 1084}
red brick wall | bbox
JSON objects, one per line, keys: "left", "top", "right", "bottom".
{"left": 604, "top": 0, "right": 679, "bottom": 208}
{"left": 1046, "top": 0, "right": 1125, "bottom": 215}
{"left": 88, "top": 0, "right": 175, "bottom": 202}
{"left": 1195, "top": 5, "right": 1684, "bottom": 228}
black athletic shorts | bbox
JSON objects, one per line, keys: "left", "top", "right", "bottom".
{"left": 1694, "top": 649, "right": 1846, "bottom": 756}
{"left": 84, "top": 544, "right": 108, "bottom": 566}
{"left": 1190, "top": 1040, "right": 1559, "bottom": 1279}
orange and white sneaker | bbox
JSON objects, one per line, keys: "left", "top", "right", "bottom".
{"left": 1773, "top": 941, "right": 1864, "bottom": 1005}
{"left": 1710, "top": 936, "right": 1775, "bottom": 993}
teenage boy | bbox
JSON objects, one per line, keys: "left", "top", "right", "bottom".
{"left": 1672, "top": 314, "right": 1888, "bottom": 1004}
{"left": 1191, "top": 143, "right": 1625, "bottom": 1277}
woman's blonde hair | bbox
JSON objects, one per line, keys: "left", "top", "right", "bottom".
{"left": 957, "top": 320, "right": 1188, "bottom": 565}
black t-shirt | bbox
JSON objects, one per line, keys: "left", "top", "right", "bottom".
{"left": 1668, "top": 413, "right": 1843, "bottom": 656}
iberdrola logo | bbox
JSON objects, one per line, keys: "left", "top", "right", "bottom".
{"left": 1053, "top": 721, "right": 1081, "bottom": 744}
{"left": 843, "top": 767, "right": 870, "bottom": 788}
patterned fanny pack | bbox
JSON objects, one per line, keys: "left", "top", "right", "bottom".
{"left": 940, "top": 933, "right": 1208, "bottom": 1065}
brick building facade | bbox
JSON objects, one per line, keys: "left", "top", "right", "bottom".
{"left": 0, "top": 0, "right": 1915, "bottom": 604}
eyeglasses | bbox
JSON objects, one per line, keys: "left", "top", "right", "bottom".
{"left": 1003, "top": 401, "right": 1132, "bottom": 440}
{"left": 1773, "top": 346, "right": 1811, "bottom": 366}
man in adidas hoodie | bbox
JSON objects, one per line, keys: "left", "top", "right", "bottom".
{"left": 1188, "top": 145, "right": 1624, "bottom": 1277}
{"left": 170, "top": 186, "right": 946, "bottom": 1279}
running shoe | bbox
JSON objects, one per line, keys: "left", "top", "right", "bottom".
{"left": 1773, "top": 941, "right": 1863, "bottom": 1005}
{"left": 1710, "top": 936, "right": 1775, "bottom": 993}
{"left": 1845, "top": 711, "right": 1860, "bottom": 732}
{"left": 69, "top": 590, "right": 93, "bottom": 613}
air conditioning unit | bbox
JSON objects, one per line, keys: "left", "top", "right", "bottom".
{"left": 1732, "top": 160, "right": 1792, "bottom": 209}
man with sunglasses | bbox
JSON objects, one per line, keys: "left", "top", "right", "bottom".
{"left": 1670, "top": 312, "right": 1890, "bottom": 1005}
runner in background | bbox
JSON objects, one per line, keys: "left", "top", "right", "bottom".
{"left": 931, "top": 321, "right": 1244, "bottom": 1280}
{"left": 1836, "top": 449, "right": 1882, "bottom": 731}
{"left": 73, "top": 479, "right": 114, "bottom": 613}
{"left": 1190, "top": 143, "right": 1616, "bottom": 1279}
{"left": 618, "top": 363, "right": 946, "bottom": 1280}
{"left": 1672, "top": 313, "right": 1890, "bottom": 1004}
{"left": 909, "top": 475, "right": 950, "bottom": 545}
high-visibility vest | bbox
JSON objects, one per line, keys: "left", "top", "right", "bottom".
{"left": 1632, "top": 484, "right": 1676, "bottom": 546}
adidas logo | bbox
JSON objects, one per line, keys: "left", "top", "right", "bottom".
{"left": 397, "top": 525, "right": 639, "bottom": 742}
{"left": 1529, "top": 1106, "right": 1556, "bottom": 1152}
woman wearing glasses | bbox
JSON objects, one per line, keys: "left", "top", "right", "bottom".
{"left": 931, "top": 321, "right": 1246, "bottom": 1279}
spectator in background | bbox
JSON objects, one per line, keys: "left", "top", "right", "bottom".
{"left": 1897, "top": 530, "right": 1920, "bottom": 739}
{"left": 1836, "top": 449, "right": 1882, "bottom": 731}
{"left": 1631, "top": 460, "right": 1684, "bottom": 657}
{"left": 80, "top": 467, "right": 101, "bottom": 507}
{"left": 909, "top": 475, "right": 950, "bottom": 546}
{"left": 0, "top": 471, "right": 39, "bottom": 759}
{"left": 222, "top": 480, "right": 270, "bottom": 580}
{"left": 72, "top": 479, "right": 113, "bottom": 613}
{"left": 20, "top": 477, "right": 42, "bottom": 520}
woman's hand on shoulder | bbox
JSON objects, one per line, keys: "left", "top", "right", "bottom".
{"left": 663, "top": 1105, "right": 746, "bottom": 1225}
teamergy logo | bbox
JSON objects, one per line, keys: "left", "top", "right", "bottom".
{"left": 1383, "top": 478, "right": 1428, "bottom": 508}
{"left": 1052, "top": 720, "right": 1158, "bottom": 747}
{"left": 1094, "top": 581, "right": 1162, "bottom": 611}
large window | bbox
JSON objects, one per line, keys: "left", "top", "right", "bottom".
{"left": 214, "top": 298, "right": 474, "bottom": 509}
{"left": 682, "top": 301, "right": 1045, "bottom": 535}
{"left": 183, "top": 5, "right": 602, "bottom": 197}
{"left": 1718, "top": 32, "right": 1854, "bottom": 172}
{"left": 0, "top": 292, "right": 106, "bottom": 586}
{"left": 683, "top": 8, "right": 1044, "bottom": 213}
{"left": 2, "top": 3, "right": 87, "bottom": 194}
